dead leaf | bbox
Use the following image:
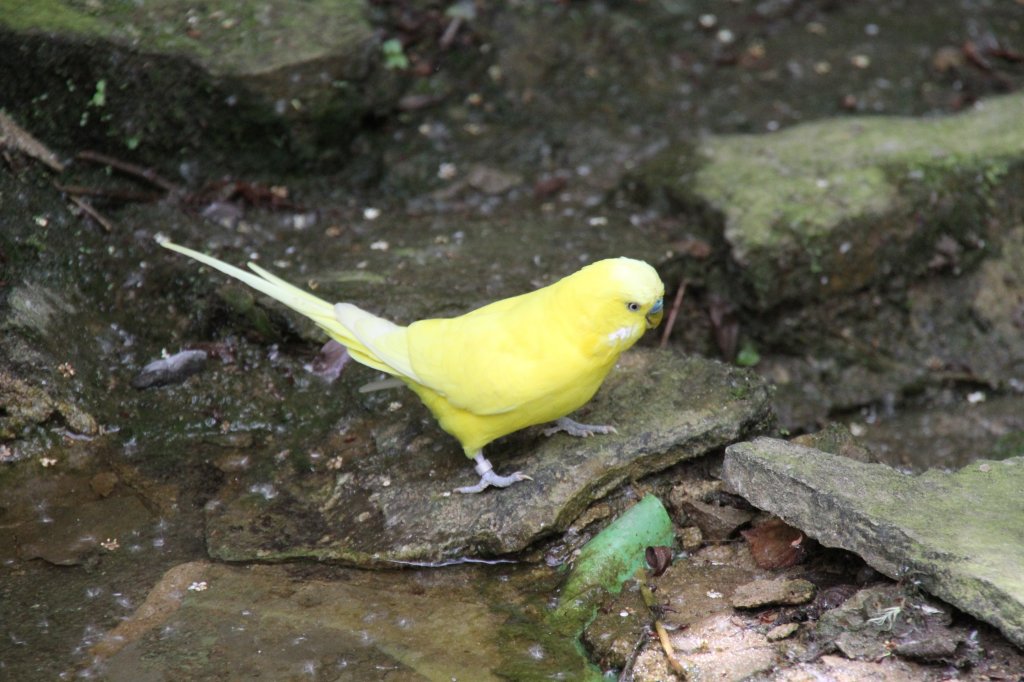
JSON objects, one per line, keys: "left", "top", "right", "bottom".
{"left": 740, "top": 518, "right": 807, "bottom": 569}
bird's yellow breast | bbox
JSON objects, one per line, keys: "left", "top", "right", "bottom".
{"left": 405, "top": 342, "right": 617, "bottom": 455}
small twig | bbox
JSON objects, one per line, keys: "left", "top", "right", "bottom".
{"left": 655, "top": 620, "right": 687, "bottom": 677}
{"left": 638, "top": 580, "right": 687, "bottom": 678}
{"left": 69, "top": 196, "right": 113, "bottom": 232}
{"left": 54, "top": 182, "right": 163, "bottom": 203}
{"left": 77, "top": 150, "right": 182, "bottom": 195}
{"left": 439, "top": 15, "right": 463, "bottom": 50}
{"left": 963, "top": 40, "right": 994, "bottom": 73}
{"left": 659, "top": 279, "right": 688, "bottom": 349}
{"left": 0, "top": 111, "right": 65, "bottom": 172}
{"left": 397, "top": 93, "right": 447, "bottom": 111}
{"left": 617, "top": 630, "right": 649, "bottom": 682}
{"left": 989, "top": 46, "right": 1024, "bottom": 63}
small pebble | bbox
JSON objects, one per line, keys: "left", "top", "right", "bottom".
{"left": 90, "top": 471, "right": 119, "bottom": 497}
{"left": 766, "top": 622, "right": 800, "bottom": 641}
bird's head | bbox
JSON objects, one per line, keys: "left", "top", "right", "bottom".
{"left": 561, "top": 257, "right": 665, "bottom": 352}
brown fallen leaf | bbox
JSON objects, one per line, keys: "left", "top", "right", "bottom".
{"left": 741, "top": 517, "right": 808, "bottom": 569}
{"left": 533, "top": 174, "right": 568, "bottom": 199}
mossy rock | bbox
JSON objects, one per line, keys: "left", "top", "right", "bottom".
{"left": 639, "top": 94, "right": 1024, "bottom": 308}
{"left": 0, "top": 0, "right": 400, "bottom": 172}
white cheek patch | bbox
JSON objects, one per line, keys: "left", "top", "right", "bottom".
{"left": 607, "top": 324, "right": 638, "bottom": 346}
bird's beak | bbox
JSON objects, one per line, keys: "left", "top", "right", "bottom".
{"left": 646, "top": 298, "right": 664, "bottom": 329}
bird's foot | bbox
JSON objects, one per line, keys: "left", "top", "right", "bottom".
{"left": 542, "top": 416, "right": 618, "bottom": 438}
{"left": 454, "top": 469, "right": 533, "bottom": 494}
{"left": 454, "top": 453, "right": 533, "bottom": 494}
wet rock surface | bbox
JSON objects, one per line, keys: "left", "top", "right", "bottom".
{"left": 851, "top": 393, "right": 1024, "bottom": 471}
{"left": 14, "top": 494, "right": 152, "bottom": 566}
{"left": 642, "top": 95, "right": 1024, "bottom": 435}
{"left": 94, "top": 562, "right": 514, "bottom": 681}
{"left": 206, "top": 349, "right": 772, "bottom": 564}
{"left": 659, "top": 612, "right": 777, "bottom": 681}
{"left": 0, "top": 370, "right": 98, "bottom": 440}
{"left": 760, "top": 220, "right": 1024, "bottom": 435}
{"left": 731, "top": 578, "right": 816, "bottom": 609}
{"left": 3, "top": 1, "right": 1024, "bottom": 679}
{"left": 813, "top": 584, "right": 962, "bottom": 663}
{"left": 723, "top": 437, "right": 1024, "bottom": 649}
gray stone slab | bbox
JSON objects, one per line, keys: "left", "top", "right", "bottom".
{"left": 723, "top": 437, "right": 1024, "bottom": 648}
{"left": 205, "top": 350, "right": 773, "bottom": 565}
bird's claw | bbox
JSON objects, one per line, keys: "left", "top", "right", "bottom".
{"left": 543, "top": 417, "right": 618, "bottom": 438}
{"left": 454, "top": 469, "right": 533, "bottom": 494}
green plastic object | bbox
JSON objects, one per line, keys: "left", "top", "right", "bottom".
{"left": 555, "top": 494, "right": 674, "bottom": 624}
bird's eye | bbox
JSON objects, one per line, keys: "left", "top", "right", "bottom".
{"left": 627, "top": 302, "right": 641, "bottom": 312}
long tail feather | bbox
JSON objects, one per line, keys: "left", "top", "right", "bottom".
{"left": 159, "top": 240, "right": 400, "bottom": 376}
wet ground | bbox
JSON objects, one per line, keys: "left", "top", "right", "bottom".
{"left": 2, "top": 1, "right": 1024, "bottom": 679}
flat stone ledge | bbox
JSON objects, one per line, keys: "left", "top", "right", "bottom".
{"left": 723, "top": 437, "right": 1024, "bottom": 649}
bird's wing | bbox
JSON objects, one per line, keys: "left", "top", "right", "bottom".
{"left": 332, "top": 303, "right": 421, "bottom": 382}
{"left": 406, "top": 295, "right": 592, "bottom": 416}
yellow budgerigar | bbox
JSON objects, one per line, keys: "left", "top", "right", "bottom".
{"left": 160, "top": 241, "right": 664, "bottom": 493}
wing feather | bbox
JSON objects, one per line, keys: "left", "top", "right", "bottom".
{"left": 333, "top": 303, "right": 421, "bottom": 383}
{"left": 406, "top": 288, "right": 593, "bottom": 416}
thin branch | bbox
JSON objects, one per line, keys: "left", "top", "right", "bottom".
{"left": 0, "top": 111, "right": 64, "bottom": 172}
{"left": 659, "top": 279, "right": 688, "bottom": 349}
{"left": 77, "top": 150, "right": 182, "bottom": 195}
{"left": 54, "top": 182, "right": 163, "bottom": 203}
{"left": 655, "top": 620, "right": 687, "bottom": 677}
{"left": 69, "top": 196, "right": 113, "bottom": 232}
{"left": 439, "top": 15, "right": 463, "bottom": 50}
{"left": 617, "top": 630, "right": 649, "bottom": 682}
